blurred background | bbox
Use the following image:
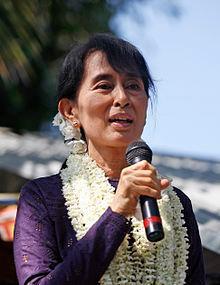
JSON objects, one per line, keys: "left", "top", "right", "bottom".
{"left": 0, "top": 0, "right": 219, "bottom": 284}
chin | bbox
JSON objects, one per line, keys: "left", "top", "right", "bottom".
{"left": 108, "top": 135, "right": 140, "bottom": 148}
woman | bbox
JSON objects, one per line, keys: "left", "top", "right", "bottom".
{"left": 14, "top": 33, "right": 205, "bottom": 284}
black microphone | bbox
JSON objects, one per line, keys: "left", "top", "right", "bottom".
{"left": 126, "top": 140, "right": 164, "bottom": 242}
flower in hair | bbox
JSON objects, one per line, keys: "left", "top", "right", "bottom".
{"left": 52, "top": 112, "right": 87, "bottom": 153}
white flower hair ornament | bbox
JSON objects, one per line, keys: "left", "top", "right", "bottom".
{"left": 52, "top": 112, "right": 87, "bottom": 154}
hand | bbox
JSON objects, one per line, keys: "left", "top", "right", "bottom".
{"left": 110, "top": 160, "right": 170, "bottom": 218}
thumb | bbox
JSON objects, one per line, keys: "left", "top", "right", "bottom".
{"left": 160, "top": 178, "right": 170, "bottom": 190}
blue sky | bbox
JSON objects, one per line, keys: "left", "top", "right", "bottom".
{"left": 113, "top": 0, "right": 220, "bottom": 161}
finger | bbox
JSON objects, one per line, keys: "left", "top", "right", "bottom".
{"left": 160, "top": 178, "right": 170, "bottom": 190}
{"left": 128, "top": 160, "right": 153, "bottom": 171}
{"left": 129, "top": 169, "right": 159, "bottom": 181}
{"left": 125, "top": 165, "right": 158, "bottom": 183}
{"left": 132, "top": 175, "right": 161, "bottom": 191}
{"left": 131, "top": 185, "right": 162, "bottom": 199}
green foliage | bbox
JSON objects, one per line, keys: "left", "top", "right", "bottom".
{"left": 0, "top": 0, "right": 120, "bottom": 132}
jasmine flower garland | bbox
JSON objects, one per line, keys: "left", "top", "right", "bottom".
{"left": 60, "top": 152, "right": 189, "bottom": 285}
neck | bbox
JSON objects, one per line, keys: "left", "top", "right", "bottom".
{"left": 87, "top": 144, "right": 127, "bottom": 180}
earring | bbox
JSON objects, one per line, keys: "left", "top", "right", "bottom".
{"left": 73, "top": 120, "right": 80, "bottom": 128}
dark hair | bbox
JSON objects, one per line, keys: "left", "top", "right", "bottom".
{"left": 57, "top": 33, "right": 155, "bottom": 102}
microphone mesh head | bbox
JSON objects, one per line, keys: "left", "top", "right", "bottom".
{"left": 126, "top": 140, "right": 152, "bottom": 164}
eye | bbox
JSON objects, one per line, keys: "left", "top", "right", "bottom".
{"left": 125, "top": 78, "right": 145, "bottom": 92}
{"left": 94, "top": 80, "right": 113, "bottom": 92}
{"left": 125, "top": 80, "right": 143, "bottom": 91}
{"left": 98, "top": 83, "right": 112, "bottom": 90}
{"left": 127, "top": 83, "right": 141, "bottom": 90}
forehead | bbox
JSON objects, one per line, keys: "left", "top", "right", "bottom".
{"left": 83, "top": 50, "right": 141, "bottom": 79}
{"left": 84, "top": 51, "right": 109, "bottom": 75}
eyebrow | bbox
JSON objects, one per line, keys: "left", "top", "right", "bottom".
{"left": 91, "top": 73, "right": 113, "bottom": 84}
{"left": 91, "top": 72, "right": 142, "bottom": 84}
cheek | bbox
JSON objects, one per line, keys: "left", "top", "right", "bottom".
{"left": 144, "top": 103, "right": 148, "bottom": 122}
{"left": 137, "top": 97, "right": 148, "bottom": 122}
{"left": 78, "top": 101, "right": 107, "bottom": 128}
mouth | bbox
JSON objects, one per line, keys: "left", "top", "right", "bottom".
{"left": 109, "top": 114, "right": 133, "bottom": 127}
{"left": 109, "top": 118, "right": 133, "bottom": 123}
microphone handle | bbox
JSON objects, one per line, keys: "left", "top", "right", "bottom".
{"left": 140, "top": 195, "right": 164, "bottom": 242}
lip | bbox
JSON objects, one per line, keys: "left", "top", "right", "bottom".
{"left": 109, "top": 113, "right": 133, "bottom": 122}
{"left": 109, "top": 113, "right": 133, "bottom": 129}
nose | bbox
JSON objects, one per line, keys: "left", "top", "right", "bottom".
{"left": 113, "top": 86, "right": 130, "bottom": 108}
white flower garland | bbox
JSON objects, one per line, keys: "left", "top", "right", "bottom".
{"left": 60, "top": 152, "right": 189, "bottom": 285}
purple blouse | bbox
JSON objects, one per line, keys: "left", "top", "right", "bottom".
{"left": 13, "top": 174, "right": 206, "bottom": 285}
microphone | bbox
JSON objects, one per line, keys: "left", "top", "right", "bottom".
{"left": 126, "top": 140, "right": 164, "bottom": 242}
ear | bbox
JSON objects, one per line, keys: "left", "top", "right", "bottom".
{"left": 58, "top": 98, "right": 79, "bottom": 121}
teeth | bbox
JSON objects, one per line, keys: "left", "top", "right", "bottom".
{"left": 110, "top": 118, "right": 132, "bottom": 123}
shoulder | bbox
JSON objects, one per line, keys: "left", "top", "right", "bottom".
{"left": 21, "top": 173, "right": 61, "bottom": 191}
{"left": 172, "top": 186, "right": 196, "bottom": 223}
{"left": 19, "top": 173, "right": 63, "bottom": 205}
{"left": 172, "top": 186, "right": 198, "bottom": 230}
{"left": 172, "top": 186, "right": 192, "bottom": 208}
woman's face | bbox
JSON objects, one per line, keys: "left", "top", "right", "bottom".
{"left": 73, "top": 51, "right": 148, "bottom": 153}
